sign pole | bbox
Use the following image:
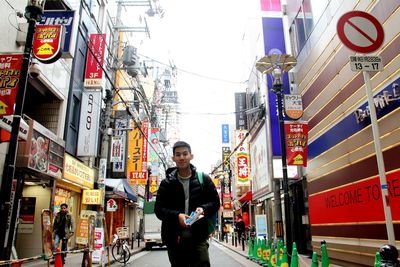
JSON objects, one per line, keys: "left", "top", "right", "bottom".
{"left": 362, "top": 71, "right": 395, "bottom": 245}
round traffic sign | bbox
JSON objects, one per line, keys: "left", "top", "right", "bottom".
{"left": 337, "top": 11, "right": 384, "bottom": 53}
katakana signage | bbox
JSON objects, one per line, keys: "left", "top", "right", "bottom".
{"left": 33, "top": 25, "right": 64, "bottom": 63}
{"left": 0, "top": 54, "right": 23, "bottom": 117}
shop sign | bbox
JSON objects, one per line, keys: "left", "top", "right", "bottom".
{"left": 0, "top": 54, "right": 23, "bottom": 117}
{"left": 112, "top": 118, "right": 127, "bottom": 174}
{"left": 127, "top": 121, "right": 148, "bottom": 185}
{"left": 222, "top": 147, "right": 230, "bottom": 172}
{"left": 110, "top": 136, "right": 123, "bottom": 162}
{"left": 77, "top": 91, "right": 101, "bottom": 156}
{"left": 76, "top": 210, "right": 97, "bottom": 245}
{"left": 284, "top": 121, "right": 308, "bottom": 167}
{"left": 223, "top": 210, "right": 233, "bottom": 218}
{"left": 149, "top": 176, "right": 158, "bottom": 193}
{"left": 284, "top": 94, "right": 303, "bottom": 120}
{"left": 84, "top": 34, "right": 106, "bottom": 88}
{"left": 309, "top": 170, "right": 400, "bottom": 224}
{"left": 16, "top": 120, "right": 65, "bottom": 179}
{"left": 82, "top": 190, "right": 102, "bottom": 205}
{"left": 33, "top": 25, "right": 64, "bottom": 64}
{"left": 92, "top": 228, "right": 104, "bottom": 263}
{"left": 39, "top": 11, "right": 75, "bottom": 56}
{"left": 63, "top": 153, "right": 95, "bottom": 189}
{"left": 222, "top": 124, "right": 229, "bottom": 143}
{"left": 107, "top": 199, "right": 118, "bottom": 212}
{"left": 234, "top": 130, "right": 250, "bottom": 186}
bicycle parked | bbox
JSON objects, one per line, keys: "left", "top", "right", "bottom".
{"left": 111, "top": 234, "right": 131, "bottom": 264}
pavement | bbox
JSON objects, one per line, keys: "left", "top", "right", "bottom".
{"left": 211, "top": 237, "right": 342, "bottom": 267}
{"left": 19, "top": 240, "right": 145, "bottom": 267}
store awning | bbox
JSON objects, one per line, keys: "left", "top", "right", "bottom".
{"left": 238, "top": 190, "right": 252, "bottom": 202}
{"left": 105, "top": 179, "right": 137, "bottom": 202}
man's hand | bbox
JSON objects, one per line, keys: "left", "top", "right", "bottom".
{"left": 178, "top": 213, "right": 189, "bottom": 228}
{"left": 196, "top": 207, "right": 204, "bottom": 215}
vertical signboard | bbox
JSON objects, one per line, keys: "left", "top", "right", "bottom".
{"left": 84, "top": 34, "right": 106, "bottom": 88}
{"left": 0, "top": 54, "right": 23, "bottom": 117}
{"left": 112, "top": 117, "right": 127, "bottom": 175}
{"left": 222, "top": 124, "right": 229, "bottom": 143}
{"left": 262, "top": 7, "right": 290, "bottom": 156}
{"left": 235, "top": 93, "right": 248, "bottom": 129}
{"left": 222, "top": 147, "right": 231, "bottom": 172}
{"left": 127, "top": 121, "right": 147, "bottom": 185}
{"left": 284, "top": 121, "right": 308, "bottom": 167}
{"left": 77, "top": 91, "right": 102, "bottom": 156}
{"left": 234, "top": 130, "right": 250, "bottom": 186}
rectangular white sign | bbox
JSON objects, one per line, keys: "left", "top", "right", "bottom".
{"left": 350, "top": 56, "right": 383, "bottom": 72}
{"left": 77, "top": 91, "right": 102, "bottom": 156}
{"left": 112, "top": 118, "right": 127, "bottom": 173}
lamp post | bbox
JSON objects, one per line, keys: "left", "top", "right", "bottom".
{"left": 256, "top": 54, "right": 297, "bottom": 256}
{"left": 0, "top": 0, "right": 45, "bottom": 260}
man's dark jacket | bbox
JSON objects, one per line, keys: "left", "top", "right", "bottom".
{"left": 154, "top": 165, "right": 220, "bottom": 246}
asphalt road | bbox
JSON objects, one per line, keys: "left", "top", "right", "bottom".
{"left": 115, "top": 241, "right": 260, "bottom": 267}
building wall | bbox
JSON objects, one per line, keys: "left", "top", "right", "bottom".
{"left": 291, "top": 0, "right": 400, "bottom": 266}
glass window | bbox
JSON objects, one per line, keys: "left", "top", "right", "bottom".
{"left": 295, "top": 8, "right": 307, "bottom": 52}
{"left": 70, "top": 95, "right": 80, "bottom": 129}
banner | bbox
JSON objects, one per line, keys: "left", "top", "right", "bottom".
{"left": 234, "top": 130, "right": 250, "bottom": 186}
{"left": 77, "top": 91, "right": 102, "bottom": 156}
{"left": 84, "top": 34, "right": 106, "bottom": 88}
{"left": 284, "top": 121, "right": 308, "bottom": 167}
{"left": 0, "top": 54, "right": 23, "bottom": 117}
{"left": 33, "top": 25, "right": 64, "bottom": 63}
{"left": 112, "top": 117, "right": 127, "bottom": 174}
{"left": 127, "top": 121, "right": 147, "bottom": 185}
{"left": 222, "top": 124, "right": 229, "bottom": 143}
{"left": 222, "top": 147, "right": 231, "bottom": 172}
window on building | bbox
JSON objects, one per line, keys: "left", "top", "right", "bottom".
{"left": 70, "top": 95, "right": 80, "bottom": 130}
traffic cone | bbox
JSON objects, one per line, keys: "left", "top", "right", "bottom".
{"left": 374, "top": 251, "right": 381, "bottom": 267}
{"left": 252, "top": 238, "right": 259, "bottom": 261}
{"left": 321, "top": 244, "right": 331, "bottom": 267}
{"left": 276, "top": 240, "right": 283, "bottom": 267}
{"left": 54, "top": 248, "right": 63, "bottom": 267}
{"left": 311, "top": 251, "right": 319, "bottom": 267}
{"left": 248, "top": 237, "right": 254, "bottom": 259}
{"left": 263, "top": 239, "right": 271, "bottom": 264}
{"left": 290, "top": 246, "right": 299, "bottom": 267}
{"left": 280, "top": 246, "right": 289, "bottom": 267}
{"left": 257, "top": 238, "right": 264, "bottom": 262}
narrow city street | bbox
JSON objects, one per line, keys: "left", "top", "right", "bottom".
{"left": 115, "top": 241, "right": 260, "bottom": 267}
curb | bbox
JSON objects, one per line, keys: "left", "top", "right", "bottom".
{"left": 212, "top": 238, "right": 248, "bottom": 259}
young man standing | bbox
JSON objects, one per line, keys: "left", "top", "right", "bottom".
{"left": 52, "top": 203, "right": 74, "bottom": 264}
{"left": 155, "top": 141, "right": 220, "bottom": 267}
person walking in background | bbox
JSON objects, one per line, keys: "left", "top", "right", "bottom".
{"left": 52, "top": 203, "right": 74, "bottom": 264}
{"left": 155, "top": 141, "right": 220, "bottom": 267}
{"left": 235, "top": 215, "right": 245, "bottom": 242}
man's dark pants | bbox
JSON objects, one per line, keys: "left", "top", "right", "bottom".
{"left": 167, "top": 239, "right": 210, "bottom": 267}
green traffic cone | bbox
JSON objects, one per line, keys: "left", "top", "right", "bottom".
{"left": 280, "top": 246, "right": 289, "bottom": 267}
{"left": 276, "top": 240, "right": 283, "bottom": 267}
{"left": 290, "top": 247, "right": 299, "bottom": 267}
{"left": 263, "top": 239, "right": 272, "bottom": 264}
{"left": 257, "top": 238, "right": 264, "bottom": 261}
{"left": 269, "top": 244, "right": 277, "bottom": 267}
{"left": 321, "top": 244, "right": 331, "bottom": 267}
{"left": 311, "top": 251, "right": 319, "bottom": 267}
{"left": 248, "top": 237, "right": 253, "bottom": 259}
{"left": 252, "top": 238, "right": 258, "bottom": 260}
{"left": 374, "top": 251, "right": 381, "bottom": 267}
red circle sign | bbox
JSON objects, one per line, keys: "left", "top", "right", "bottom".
{"left": 337, "top": 11, "right": 384, "bottom": 53}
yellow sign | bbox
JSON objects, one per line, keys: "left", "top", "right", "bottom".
{"left": 82, "top": 190, "right": 102, "bottom": 205}
{"left": 0, "top": 100, "right": 8, "bottom": 115}
{"left": 76, "top": 210, "right": 97, "bottom": 245}
{"left": 37, "top": 43, "right": 54, "bottom": 55}
{"left": 63, "top": 153, "right": 95, "bottom": 189}
{"left": 127, "top": 122, "right": 147, "bottom": 185}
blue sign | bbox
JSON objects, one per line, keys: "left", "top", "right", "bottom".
{"left": 222, "top": 124, "right": 229, "bottom": 143}
{"left": 262, "top": 17, "right": 290, "bottom": 156}
{"left": 39, "top": 11, "right": 75, "bottom": 54}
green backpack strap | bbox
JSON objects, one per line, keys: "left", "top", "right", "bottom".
{"left": 197, "top": 171, "right": 204, "bottom": 185}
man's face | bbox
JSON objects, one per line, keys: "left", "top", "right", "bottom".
{"left": 172, "top": 147, "right": 193, "bottom": 170}
{"left": 60, "top": 206, "right": 68, "bottom": 213}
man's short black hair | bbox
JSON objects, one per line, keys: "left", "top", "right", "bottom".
{"left": 60, "top": 203, "right": 68, "bottom": 208}
{"left": 173, "top": 141, "right": 191, "bottom": 154}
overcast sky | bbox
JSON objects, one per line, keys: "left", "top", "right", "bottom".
{"left": 136, "top": 0, "right": 261, "bottom": 172}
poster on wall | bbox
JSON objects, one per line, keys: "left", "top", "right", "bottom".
{"left": 0, "top": 54, "right": 23, "bottom": 117}
{"left": 255, "top": 214, "right": 268, "bottom": 238}
{"left": 284, "top": 121, "right": 308, "bottom": 166}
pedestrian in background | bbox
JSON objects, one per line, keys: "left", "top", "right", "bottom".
{"left": 155, "top": 141, "right": 220, "bottom": 267}
{"left": 52, "top": 203, "right": 74, "bottom": 264}
{"left": 235, "top": 215, "right": 245, "bottom": 242}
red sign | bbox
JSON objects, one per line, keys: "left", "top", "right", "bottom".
{"left": 0, "top": 54, "right": 23, "bottom": 117}
{"left": 309, "top": 171, "right": 400, "bottom": 224}
{"left": 284, "top": 121, "right": 308, "bottom": 167}
{"left": 84, "top": 34, "right": 106, "bottom": 88}
{"left": 33, "top": 25, "right": 64, "bottom": 63}
{"left": 337, "top": 11, "right": 384, "bottom": 53}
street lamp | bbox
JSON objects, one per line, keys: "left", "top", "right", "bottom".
{"left": 0, "top": 0, "right": 46, "bottom": 260}
{"left": 256, "top": 54, "right": 297, "bottom": 256}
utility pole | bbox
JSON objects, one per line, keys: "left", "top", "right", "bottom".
{"left": 0, "top": 0, "right": 45, "bottom": 260}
